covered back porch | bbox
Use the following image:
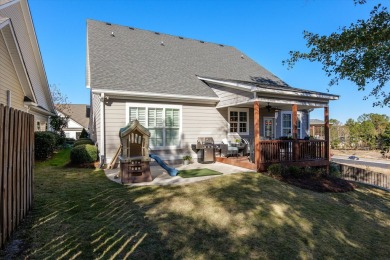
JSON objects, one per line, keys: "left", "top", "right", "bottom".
{"left": 216, "top": 101, "right": 331, "bottom": 172}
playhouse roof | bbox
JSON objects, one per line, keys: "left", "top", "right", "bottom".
{"left": 119, "top": 120, "right": 150, "bottom": 138}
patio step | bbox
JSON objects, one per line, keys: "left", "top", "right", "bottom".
{"left": 216, "top": 157, "right": 256, "bottom": 170}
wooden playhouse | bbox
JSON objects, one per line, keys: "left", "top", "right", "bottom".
{"left": 118, "top": 120, "right": 152, "bottom": 183}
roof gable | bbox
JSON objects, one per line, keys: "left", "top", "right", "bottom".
{"left": 87, "top": 20, "right": 290, "bottom": 98}
{"left": 0, "top": 0, "right": 55, "bottom": 113}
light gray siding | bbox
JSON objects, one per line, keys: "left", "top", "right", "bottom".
{"left": 90, "top": 93, "right": 101, "bottom": 145}
{"left": 0, "top": 31, "right": 26, "bottom": 111}
{"left": 103, "top": 99, "right": 228, "bottom": 161}
{"left": 209, "top": 83, "right": 252, "bottom": 108}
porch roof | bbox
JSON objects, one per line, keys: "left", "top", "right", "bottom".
{"left": 198, "top": 76, "right": 339, "bottom": 110}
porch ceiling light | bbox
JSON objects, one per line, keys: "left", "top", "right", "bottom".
{"left": 266, "top": 102, "right": 272, "bottom": 112}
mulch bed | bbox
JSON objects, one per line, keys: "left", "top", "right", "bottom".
{"left": 273, "top": 175, "right": 355, "bottom": 193}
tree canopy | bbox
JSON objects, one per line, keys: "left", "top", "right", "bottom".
{"left": 284, "top": 1, "right": 390, "bottom": 107}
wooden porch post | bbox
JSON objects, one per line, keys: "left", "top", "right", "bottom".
{"left": 324, "top": 106, "right": 330, "bottom": 160}
{"left": 292, "top": 104, "right": 299, "bottom": 161}
{"left": 254, "top": 101, "right": 261, "bottom": 171}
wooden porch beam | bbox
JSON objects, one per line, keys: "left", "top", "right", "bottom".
{"left": 292, "top": 104, "right": 299, "bottom": 161}
{"left": 292, "top": 104, "right": 298, "bottom": 139}
{"left": 254, "top": 101, "right": 261, "bottom": 170}
{"left": 324, "top": 106, "right": 330, "bottom": 160}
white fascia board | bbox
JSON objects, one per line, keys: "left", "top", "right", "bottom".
{"left": 0, "top": 0, "right": 20, "bottom": 10}
{"left": 28, "top": 104, "right": 56, "bottom": 116}
{"left": 216, "top": 97, "right": 328, "bottom": 109}
{"left": 253, "top": 87, "right": 339, "bottom": 100}
{"left": 91, "top": 89, "right": 220, "bottom": 104}
{"left": 198, "top": 76, "right": 338, "bottom": 100}
{"left": 197, "top": 76, "right": 253, "bottom": 92}
{"left": 86, "top": 26, "right": 90, "bottom": 89}
{"left": 255, "top": 97, "right": 328, "bottom": 108}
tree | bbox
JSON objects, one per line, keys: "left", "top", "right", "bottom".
{"left": 345, "top": 119, "right": 360, "bottom": 148}
{"left": 380, "top": 123, "right": 390, "bottom": 156}
{"left": 49, "top": 84, "right": 71, "bottom": 134}
{"left": 284, "top": 1, "right": 390, "bottom": 107}
{"left": 330, "top": 119, "right": 343, "bottom": 148}
{"left": 357, "top": 113, "right": 389, "bottom": 135}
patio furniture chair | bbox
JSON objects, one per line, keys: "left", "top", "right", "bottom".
{"left": 221, "top": 138, "right": 238, "bottom": 157}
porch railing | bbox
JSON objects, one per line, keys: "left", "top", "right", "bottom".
{"left": 259, "top": 140, "right": 328, "bottom": 163}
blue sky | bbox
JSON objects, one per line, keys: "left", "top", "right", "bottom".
{"left": 29, "top": 0, "right": 389, "bottom": 123}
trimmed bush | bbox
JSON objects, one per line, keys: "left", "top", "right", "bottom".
{"left": 268, "top": 164, "right": 283, "bottom": 176}
{"left": 35, "top": 131, "right": 57, "bottom": 160}
{"left": 74, "top": 138, "right": 94, "bottom": 147}
{"left": 65, "top": 138, "right": 76, "bottom": 145}
{"left": 287, "top": 166, "right": 302, "bottom": 178}
{"left": 329, "top": 163, "right": 341, "bottom": 178}
{"left": 80, "top": 128, "right": 89, "bottom": 139}
{"left": 70, "top": 144, "right": 98, "bottom": 164}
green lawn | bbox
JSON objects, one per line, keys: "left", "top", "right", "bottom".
{"left": 1, "top": 149, "right": 389, "bottom": 259}
{"left": 179, "top": 168, "right": 223, "bottom": 178}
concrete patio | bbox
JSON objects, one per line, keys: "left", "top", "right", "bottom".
{"left": 105, "top": 162, "right": 255, "bottom": 186}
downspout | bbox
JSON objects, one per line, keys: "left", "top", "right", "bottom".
{"left": 100, "top": 93, "right": 105, "bottom": 167}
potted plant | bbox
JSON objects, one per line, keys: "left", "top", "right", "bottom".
{"left": 182, "top": 155, "right": 192, "bottom": 165}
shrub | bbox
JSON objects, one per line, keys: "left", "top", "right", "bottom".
{"left": 268, "top": 164, "right": 283, "bottom": 176}
{"left": 80, "top": 128, "right": 89, "bottom": 139}
{"left": 286, "top": 166, "right": 302, "bottom": 178}
{"left": 329, "top": 163, "right": 341, "bottom": 178}
{"left": 35, "top": 131, "right": 57, "bottom": 160}
{"left": 65, "top": 138, "right": 76, "bottom": 145}
{"left": 70, "top": 144, "right": 98, "bottom": 164}
{"left": 74, "top": 138, "right": 94, "bottom": 147}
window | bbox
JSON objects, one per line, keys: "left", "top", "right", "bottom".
{"left": 281, "top": 111, "right": 302, "bottom": 138}
{"left": 228, "top": 108, "right": 249, "bottom": 135}
{"left": 36, "top": 121, "right": 41, "bottom": 131}
{"left": 127, "top": 104, "right": 181, "bottom": 147}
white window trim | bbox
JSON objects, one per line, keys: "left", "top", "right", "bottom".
{"left": 125, "top": 103, "right": 183, "bottom": 149}
{"left": 263, "top": 117, "right": 275, "bottom": 139}
{"left": 228, "top": 107, "right": 249, "bottom": 135}
{"left": 280, "top": 111, "right": 303, "bottom": 138}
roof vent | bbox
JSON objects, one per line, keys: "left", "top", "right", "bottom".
{"left": 155, "top": 32, "right": 160, "bottom": 35}
{"left": 219, "top": 44, "right": 224, "bottom": 47}
{"left": 129, "top": 27, "right": 134, "bottom": 30}
{"left": 106, "top": 22, "right": 111, "bottom": 25}
{"left": 200, "top": 41, "right": 204, "bottom": 43}
{"left": 111, "top": 32, "right": 115, "bottom": 37}
{"left": 241, "top": 55, "right": 244, "bottom": 59}
{"left": 161, "top": 41, "right": 164, "bottom": 46}
{"left": 179, "top": 36, "right": 184, "bottom": 39}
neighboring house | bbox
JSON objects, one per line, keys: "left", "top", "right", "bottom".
{"left": 0, "top": 0, "right": 55, "bottom": 129}
{"left": 86, "top": 20, "right": 339, "bottom": 171}
{"left": 310, "top": 119, "right": 327, "bottom": 139}
{"left": 56, "top": 104, "right": 90, "bottom": 139}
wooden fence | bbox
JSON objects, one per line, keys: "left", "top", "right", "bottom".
{"left": 0, "top": 104, "right": 34, "bottom": 248}
{"left": 338, "top": 164, "right": 389, "bottom": 190}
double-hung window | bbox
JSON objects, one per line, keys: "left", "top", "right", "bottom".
{"left": 281, "top": 111, "right": 302, "bottom": 138}
{"left": 127, "top": 104, "right": 181, "bottom": 148}
{"left": 228, "top": 108, "right": 249, "bottom": 135}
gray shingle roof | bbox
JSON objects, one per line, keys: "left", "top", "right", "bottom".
{"left": 87, "top": 19, "right": 291, "bottom": 98}
{"left": 56, "top": 104, "right": 89, "bottom": 129}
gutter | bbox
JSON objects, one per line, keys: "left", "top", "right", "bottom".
{"left": 91, "top": 89, "right": 220, "bottom": 104}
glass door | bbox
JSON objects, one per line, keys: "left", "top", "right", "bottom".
{"left": 264, "top": 118, "right": 274, "bottom": 139}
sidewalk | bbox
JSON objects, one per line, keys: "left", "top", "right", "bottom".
{"left": 105, "top": 162, "right": 255, "bottom": 186}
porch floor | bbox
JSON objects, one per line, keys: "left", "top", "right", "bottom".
{"left": 216, "top": 156, "right": 257, "bottom": 171}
